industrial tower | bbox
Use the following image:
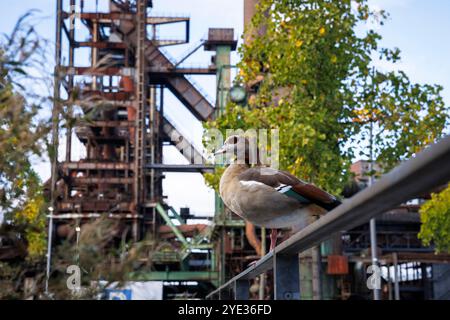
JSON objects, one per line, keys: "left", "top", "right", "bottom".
{"left": 50, "top": 0, "right": 243, "bottom": 296}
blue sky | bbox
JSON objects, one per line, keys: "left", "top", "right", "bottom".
{"left": 1, "top": 0, "right": 449, "bottom": 216}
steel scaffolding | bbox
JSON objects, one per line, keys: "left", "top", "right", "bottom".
{"left": 49, "top": 0, "right": 238, "bottom": 294}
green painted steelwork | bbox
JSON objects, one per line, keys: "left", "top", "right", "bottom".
{"left": 155, "top": 203, "right": 188, "bottom": 246}
{"left": 189, "top": 243, "right": 213, "bottom": 249}
{"left": 168, "top": 206, "right": 185, "bottom": 225}
{"left": 213, "top": 219, "right": 246, "bottom": 227}
{"left": 215, "top": 46, "right": 231, "bottom": 117}
{"left": 155, "top": 203, "right": 214, "bottom": 263}
{"left": 299, "top": 250, "right": 314, "bottom": 300}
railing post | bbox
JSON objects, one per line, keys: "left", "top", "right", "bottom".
{"left": 219, "top": 286, "right": 232, "bottom": 300}
{"left": 274, "top": 253, "right": 300, "bottom": 300}
{"left": 234, "top": 280, "right": 250, "bottom": 299}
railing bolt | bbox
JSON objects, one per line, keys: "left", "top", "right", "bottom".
{"left": 284, "top": 292, "right": 293, "bottom": 299}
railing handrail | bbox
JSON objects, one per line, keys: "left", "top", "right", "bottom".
{"left": 207, "top": 134, "right": 450, "bottom": 299}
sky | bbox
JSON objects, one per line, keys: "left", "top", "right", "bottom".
{"left": 1, "top": 0, "right": 449, "bottom": 217}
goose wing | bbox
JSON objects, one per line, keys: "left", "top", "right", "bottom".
{"left": 238, "top": 167, "right": 341, "bottom": 211}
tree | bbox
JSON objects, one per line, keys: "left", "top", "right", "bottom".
{"left": 0, "top": 12, "right": 50, "bottom": 261}
{"left": 419, "top": 185, "right": 450, "bottom": 253}
{"left": 204, "top": 0, "right": 448, "bottom": 196}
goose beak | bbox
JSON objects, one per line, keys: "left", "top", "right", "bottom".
{"left": 214, "top": 146, "right": 226, "bottom": 156}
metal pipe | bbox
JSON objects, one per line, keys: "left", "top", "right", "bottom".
{"left": 393, "top": 252, "right": 400, "bottom": 300}
{"left": 368, "top": 117, "right": 380, "bottom": 300}
{"left": 47, "top": 0, "right": 62, "bottom": 295}
{"left": 49, "top": 213, "right": 142, "bottom": 219}
{"left": 45, "top": 208, "right": 54, "bottom": 294}
{"left": 149, "top": 85, "right": 156, "bottom": 201}
{"left": 312, "top": 245, "right": 322, "bottom": 300}
{"left": 220, "top": 228, "right": 226, "bottom": 285}
{"left": 387, "top": 265, "right": 393, "bottom": 300}
{"left": 65, "top": 0, "right": 76, "bottom": 164}
{"left": 207, "top": 135, "right": 450, "bottom": 299}
{"left": 91, "top": 20, "right": 99, "bottom": 90}
{"left": 51, "top": 0, "right": 62, "bottom": 224}
{"left": 369, "top": 218, "right": 380, "bottom": 299}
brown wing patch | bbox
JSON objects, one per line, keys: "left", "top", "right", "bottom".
{"left": 292, "top": 183, "right": 336, "bottom": 204}
{"left": 238, "top": 167, "right": 301, "bottom": 188}
{"left": 238, "top": 167, "right": 339, "bottom": 209}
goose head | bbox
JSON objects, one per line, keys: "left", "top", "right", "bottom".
{"left": 214, "top": 135, "right": 258, "bottom": 164}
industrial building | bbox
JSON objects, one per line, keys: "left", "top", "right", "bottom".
{"left": 42, "top": 0, "right": 450, "bottom": 300}
{"left": 49, "top": 0, "right": 246, "bottom": 298}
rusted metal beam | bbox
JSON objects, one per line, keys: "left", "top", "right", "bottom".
{"left": 75, "top": 41, "right": 127, "bottom": 49}
{"left": 62, "top": 12, "right": 135, "bottom": 21}
{"left": 61, "top": 162, "right": 133, "bottom": 170}
{"left": 57, "top": 201, "right": 133, "bottom": 212}
{"left": 72, "top": 99, "right": 134, "bottom": 107}
{"left": 59, "top": 64, "right": 217, "bottom": 76}
{"left": 152, "top": 39, "right": 188, "bottom": 47}
{"left": 76, "top": 121, "right": 136, "bottom": 128}
{"left": 58, "top": 66, "right": 122, "bottom": 76}
{"left": 80, "top": 90, "right": 132, "bottom": 101}
{"left": 114, "top": 26, "right": 215, "bottom": 121}
{"left": 51, "top": 213, "right": 142, "bottom": 219}
{"left": 147, "top": 17, "right": 190, "bottom": 25}
{"left": 61, "top": 64, "right": 215, "bottom": 77}
{"left": 162, "top": 116, "right": 209, "bottom": 168}
{"left": 70, "top": 177, "right": 133, "bottom": 184}
{"left": 61, "top": 12, "right": 189, "bottom": 25}
{"left": 146, "top": 164, "right": 214, "bottom": 173}
{"left": 75, "top": 127, "right": 130, "bottom": 143}
{"left": 148, "top": 66, "right": 216, "bottom": 75}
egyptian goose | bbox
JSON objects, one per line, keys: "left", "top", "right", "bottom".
{"left": 215, "top": 135, "right": 341, "bottom": 250}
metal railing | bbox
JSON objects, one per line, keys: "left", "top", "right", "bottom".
{"left": 206, "top": 135, "right": 450, "bottom": 300}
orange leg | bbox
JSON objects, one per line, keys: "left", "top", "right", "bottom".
{"left": 270, "top": 229, "right": 278, "bottom": 251}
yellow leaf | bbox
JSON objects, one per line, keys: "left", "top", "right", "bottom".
{"left": 319, "top": 27, "right": 326, "bottom": 35}
{"left": 302, "top": 137, "right": 309, "bottom": 146}
{"left": 331, "top": 55, "right": 337, "bottom": 63}
{"left": 295, "top": 40, "right": 304, "bottom": 48}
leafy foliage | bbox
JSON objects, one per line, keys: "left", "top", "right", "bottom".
{"left": 205, "top": 0, "right": 448, "bottom": 196}
{"left": 0, "top": 12, "right": 50, "bottom": 262}
{"left": 46, "top": 216, "right": 151, "bottom": 299}
{"left": 419, "top": 185, "right": 450, "bottom": 253}
{"left": 14, "top": 187, "right": 47, "bottom": 259}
